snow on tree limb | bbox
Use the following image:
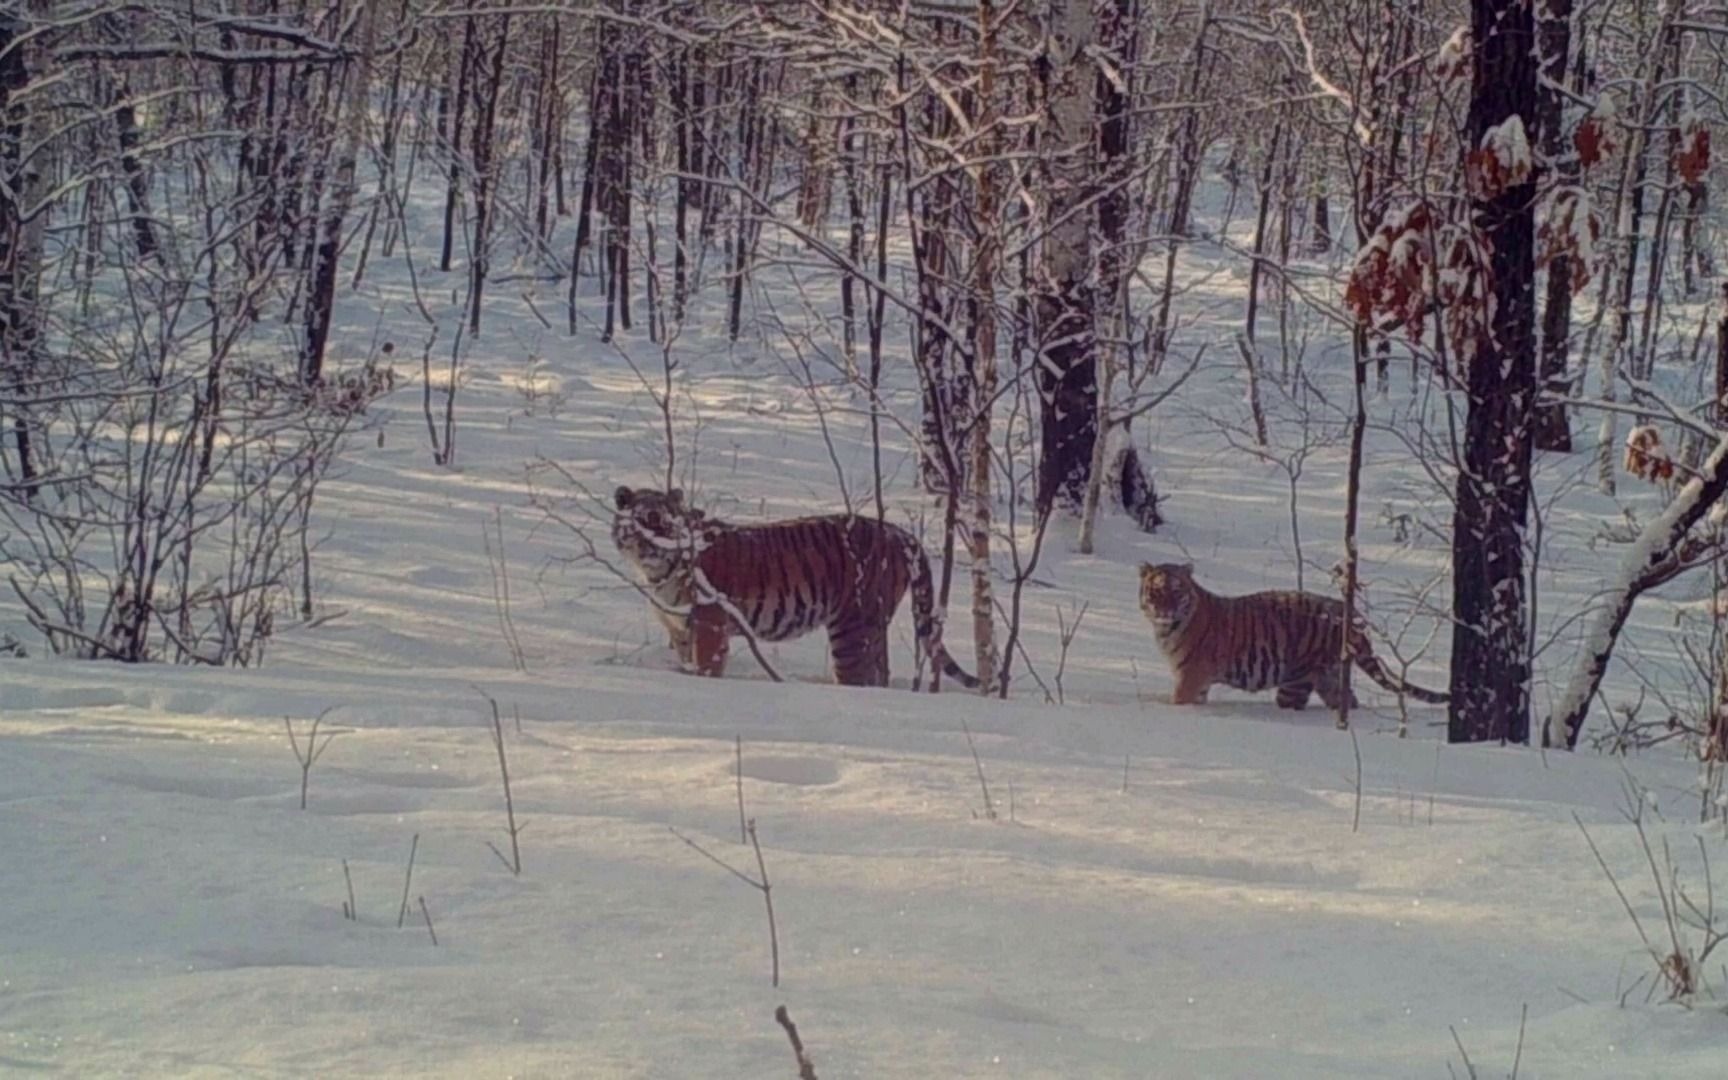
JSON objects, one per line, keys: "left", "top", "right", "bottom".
{"left": 1547, "top": 431, "right": 1728, "bottom": 749}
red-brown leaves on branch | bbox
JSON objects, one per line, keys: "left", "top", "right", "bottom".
{"left": 1345, "top": 202, "right": 1434, "bottom": 339}
{"left": 1676, "top": 121, "right": 1711, "bottom": 185}
{"left": 1574, "top": 107, "right": 1617, "bottom": 171}
{"left": 1624, "top": 425, "right": 1676, "bottom": 484}
{"left": 1537, "top": 186, "right": 1602, "bottom": 293}
{"left": 1435, "top": 222, "right": 1494, "bottom": 365}
{"left": 1467, "top": 117, "right": 1533, "bottom": 201}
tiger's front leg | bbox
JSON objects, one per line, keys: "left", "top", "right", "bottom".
{"left": 1170, "top": 670, "right": 1212, "bottom": 705}
{"left": 658, "top": 613, "right": 694, "bottom": 664}
{"left": 689, "top": 604, "right": 731, "bottom": 677}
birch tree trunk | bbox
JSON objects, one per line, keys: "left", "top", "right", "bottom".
{"left": 969, "top": 0, "right": 1000, "bottom": 693}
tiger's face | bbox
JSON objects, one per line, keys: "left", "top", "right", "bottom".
{"left": 1139, "top": 562, "right": 1198, "bottom": 630}
{"left": 612, "top": 486, "right": 703, "bottom": 576}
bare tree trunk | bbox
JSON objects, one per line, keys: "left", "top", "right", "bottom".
{"left": 1338, "top": 327, "right": 1369, "bottom": 731}
{"left": 672, "top": 46, "right": 692, "bottom": 321}
{"left": 440, "top": 18, "right": 477, "bottom": 273}
{"left": 899, "top": 50, "right": 967, "bottom": 497}
{"left": 1078, "top": 0, "right": 1140, "bottom": 553}
{"left": 1034, "top": 0, "right": 1098, "bottom": 518}
{"left": 1310, "top": 184, "right": 1331, "bottom": 255}
{"left": 1533, "top": 0, "right": 1575, "bottom": 452}
{"left": 0, "top": 9, "right": 40, "bottom": 499}
{"left": 467, "top": 13, "right": 512, "bottom": 337}
{"left": 113, "top": 86, "right": 160, "bottom": 264}
{"left": 1165, "top": 3, "right": 1212, "bottom": 238}
{"left": 1595, "top": 15, "right": 1668, "bottom": 492}
{"left": 302, "top": 3, "right": 378, "bottom": 383}
{"left": 1244, "top": 106, "right": 1284, "bottom": 344}
{"left": 970, "top": 0, "right": 1001, "bottom": 694}
{"left": 1450, "top": 0, "right": 1537, "bottom": 745}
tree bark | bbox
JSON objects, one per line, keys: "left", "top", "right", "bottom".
{"left": 1534, "top": 0, "right": 1574, "bottom": 451}
{"left": 1077, "top": 0, "right": 1140, "bottom": 553}
{"left": 1034, "top": 0, "right": 1098, "bottom": 517}
{"left": 439, "top": 18, "right": 476, "bottom": 274}
{"left": 1449, "top": 0, "right": 1537, "bottom": 745}
{"left": 301, "top": 3, "right": 377, "bottom": 383}
{"left": 0, "top": 9, "right": 41, "bottom": 499}
{"left": 1547, "top": 435, "right": 1728, "bottom": 749}
{"left": 969, "top": 0, "right": 1000, "bottom": 693}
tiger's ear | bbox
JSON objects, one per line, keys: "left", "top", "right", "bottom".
{"left": 614, "top": 486, "right": 635, "bottom": 510}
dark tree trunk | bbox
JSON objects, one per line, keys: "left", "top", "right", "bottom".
{"left": 113, "top": 88, "right": 160, "bottom": 263}
{"left": 439, "top": 17, "right": 476, "bottom": 274}
{"left": 1164, "top": 13, "right": 1211, "bottom": 238}
{"left": 1716, "top": 284, "right": 1728, "bottom": 423}
{"left": 1035, "top": 278, "right": 1098, "bottom": 515}
{"left": 467, "top": 14, "right": 511, "bottom": 337}
{"left": 1682, "top": 180, "right": 1711, "bottom": 295}
{"left": 1033, "top": 11, "right": 1099, "bottom": 517}
{"left": 600, "top": 38, "right": 630, "bottom": 340}
{"left": 672, "top": 47, "right": 692, "bottom": 320}
{"left": 1449, "top": 0, "right": 1537, "bottom": 745}
{"left": 534, "top": 22, "right": 560, "bottom": 240}
{"left": 0, "top": 11, "right": 38, "bottom": 499}
{"left": 1099, "top": 0, "right": 1154, "bottom": 532}
{"left": 1533, "top": 0, "right": 1573, "bottom": 451}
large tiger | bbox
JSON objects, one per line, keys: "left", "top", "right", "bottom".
{"left": 1138, "top": 562, "right": 1448, "bottom": 709}
{"left": 612, "top": 486, "right": 979, "bottom": 689}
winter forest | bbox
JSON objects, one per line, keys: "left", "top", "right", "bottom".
{"left": 4, "top": 0, "right": 1728, "bottom": 1075}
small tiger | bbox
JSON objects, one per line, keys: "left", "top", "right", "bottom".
{"left": 612, "top": 486, "right": 979, "bottom": 689}
{"left": 1138, "top": 562, "right": 1448, "bottom": 709}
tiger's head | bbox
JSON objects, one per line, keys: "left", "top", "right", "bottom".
{"left": 612, "top": 486, "right": 704, "bottom": 577}
{"left": 1139, "top": 562, "right": 1198, "bottom": 633}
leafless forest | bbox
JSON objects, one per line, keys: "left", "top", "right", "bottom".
{"left": 4, "top": 0, "right": 1728, "bottom": 772}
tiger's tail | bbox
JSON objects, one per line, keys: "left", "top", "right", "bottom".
{"left": 905, "top": 537, "right": 981, "bottom": 691}
{"left": 1350, "top": 628, "right": 1448, "bottom": 703}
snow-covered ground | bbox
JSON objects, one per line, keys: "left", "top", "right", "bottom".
{"left": 4, "top": 181, "right": 1727, "bottom": 1076}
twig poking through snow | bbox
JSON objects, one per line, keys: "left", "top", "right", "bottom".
{"left": 774, "top": 1005, "right": 819, "bottom": 1080}
{"left": 418, "top": 895, "right": 438, "bottom": 946}
{"left": 669, "top": 822, "right": 781, "bottom": 987}
{"left": 341, "top": 859, "right": 357, "bottom": 922}
{"left": 481, "top": 507, "right": 528, "bottom": 672}
{"left": 284, "top": 708, "right": 343, "bottom": 811}
{"left": 478, "top": 688, "right": 523, "bottom": 876}
{"left": 960, "top": 717, "right": 997, "bottom": 821}
{"left": 1448, "top": 1024, "right": 1478, "bottom": 1079}
{"left": 1511, "top": 1002, "right": 1527, "bottom": 1080}
{"left": 396, "top": 833, "right": 419, "bottom": 929}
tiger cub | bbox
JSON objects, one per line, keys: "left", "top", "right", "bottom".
{"left": 1138, "top": 562, "right": 1448, "bottom": 709}
{"left": 612, "top": 486, "right": 979, "bottom": 689}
